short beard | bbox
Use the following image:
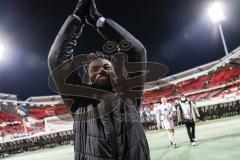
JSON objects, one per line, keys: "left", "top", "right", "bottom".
{"left": 91, "top": 82, "right": 113, "bottom": 92}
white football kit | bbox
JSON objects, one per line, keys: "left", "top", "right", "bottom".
{"left": 158, "top": 103, "right": 174, "bottom": 129}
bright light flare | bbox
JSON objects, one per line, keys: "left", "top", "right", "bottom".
{"left": 208, "top": 2, "right": 226, "bottom": 23}
{"left": 0, "top": 43, "right": 5, "bottom": 61}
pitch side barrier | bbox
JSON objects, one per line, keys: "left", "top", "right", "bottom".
{"left": 196, "top": 94, "right": 240, "bottom": 108}
{"left": 0, "top": 128, "right": 72, "bottom": 144}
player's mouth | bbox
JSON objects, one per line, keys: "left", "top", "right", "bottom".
{"left": 96, "top": 74, "right": 109, "bottom": 81}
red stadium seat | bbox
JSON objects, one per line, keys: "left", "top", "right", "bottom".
{"left": 28, "top": 105, "right": 68, "bottom": 119}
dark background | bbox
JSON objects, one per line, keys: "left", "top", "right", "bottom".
{"left": 0, "top": 0, "right": 240, "bottom": 99}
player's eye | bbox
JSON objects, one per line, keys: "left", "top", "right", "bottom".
{"left": 90, "top": 66, "right": 100, "bottom": 73}
{"left": 103, "top": 64, "right": 111, "bottom": 70}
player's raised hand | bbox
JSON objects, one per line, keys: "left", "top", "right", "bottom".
{"left": 85, "top": 0, "right": 102, "bottom": 27}
{"left": 73, "top": 0, "right": 89, "bottom": 19}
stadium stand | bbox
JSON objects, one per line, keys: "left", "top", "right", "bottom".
{"left": 27, "top": 105, "right": 68, "bottom": 119}
{"left": 0, "top": 112, "right": 22, "bottom": 123}
{"left": 143, "top": 65, "right": 240, "bottom": 104}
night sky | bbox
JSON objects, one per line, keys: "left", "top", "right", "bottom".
{"left": 0, "top": 0, "right": 240, "bottom": 99}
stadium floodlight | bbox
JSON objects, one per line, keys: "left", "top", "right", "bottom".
{"left": 208, "top": 2, "right": 228, "bottom": 55}
{"left": 208, "top": 2, "right": 226, "bottom": 23}
{"left": 0, "top": 43, "right": 5, "bottom": 61}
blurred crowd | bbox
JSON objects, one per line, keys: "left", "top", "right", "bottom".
{"left": 0, "top": 130, "right": 73, "bottom": 158}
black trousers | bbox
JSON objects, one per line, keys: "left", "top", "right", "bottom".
{"left": 184, "top": 121, "right": 195, "bottom": 142}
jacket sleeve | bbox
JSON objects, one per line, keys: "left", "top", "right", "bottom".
{"left": 191, "top": 101, "right": 200, "bottom": 118}
{"left": 48, "top": 15, "right": 84, "bottom": 71}
{"left": 48, "top": 15, "right": 85, "bottom": 114}
{"left": 175, "top": 103, "right": 182, "bottom": 123}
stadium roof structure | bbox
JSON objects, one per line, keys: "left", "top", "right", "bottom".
{"left": 25, "top": 95, "right": 62, "bottom": 103}
{"left": 0, "top": 95, "right": 62, "bottom": 107}
{"left": 22, "top": 95, "right": 63, "bottom": 107}
{"left": 144, "top": 46, "right": 240, "bottom": 92}
{"left": 0, "top": 93, "right": 17, "bottom": 100}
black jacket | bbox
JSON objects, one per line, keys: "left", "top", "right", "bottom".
{"left": 48, "top": 15, "right": 150, "bottom": 160}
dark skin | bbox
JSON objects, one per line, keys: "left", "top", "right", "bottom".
{"left": 88, "top": 58, "right": 116, "bottom": 90}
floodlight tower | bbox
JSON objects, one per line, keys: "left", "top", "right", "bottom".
{"left": 208, "top": 1, "right": 228, "bottom": 55}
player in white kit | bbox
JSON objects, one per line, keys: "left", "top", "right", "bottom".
{"left": 157, "top": 97, "right": 178, "bottom": 148}
{"left": 153, "top": 102, "right": 161, "bottom": 130}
